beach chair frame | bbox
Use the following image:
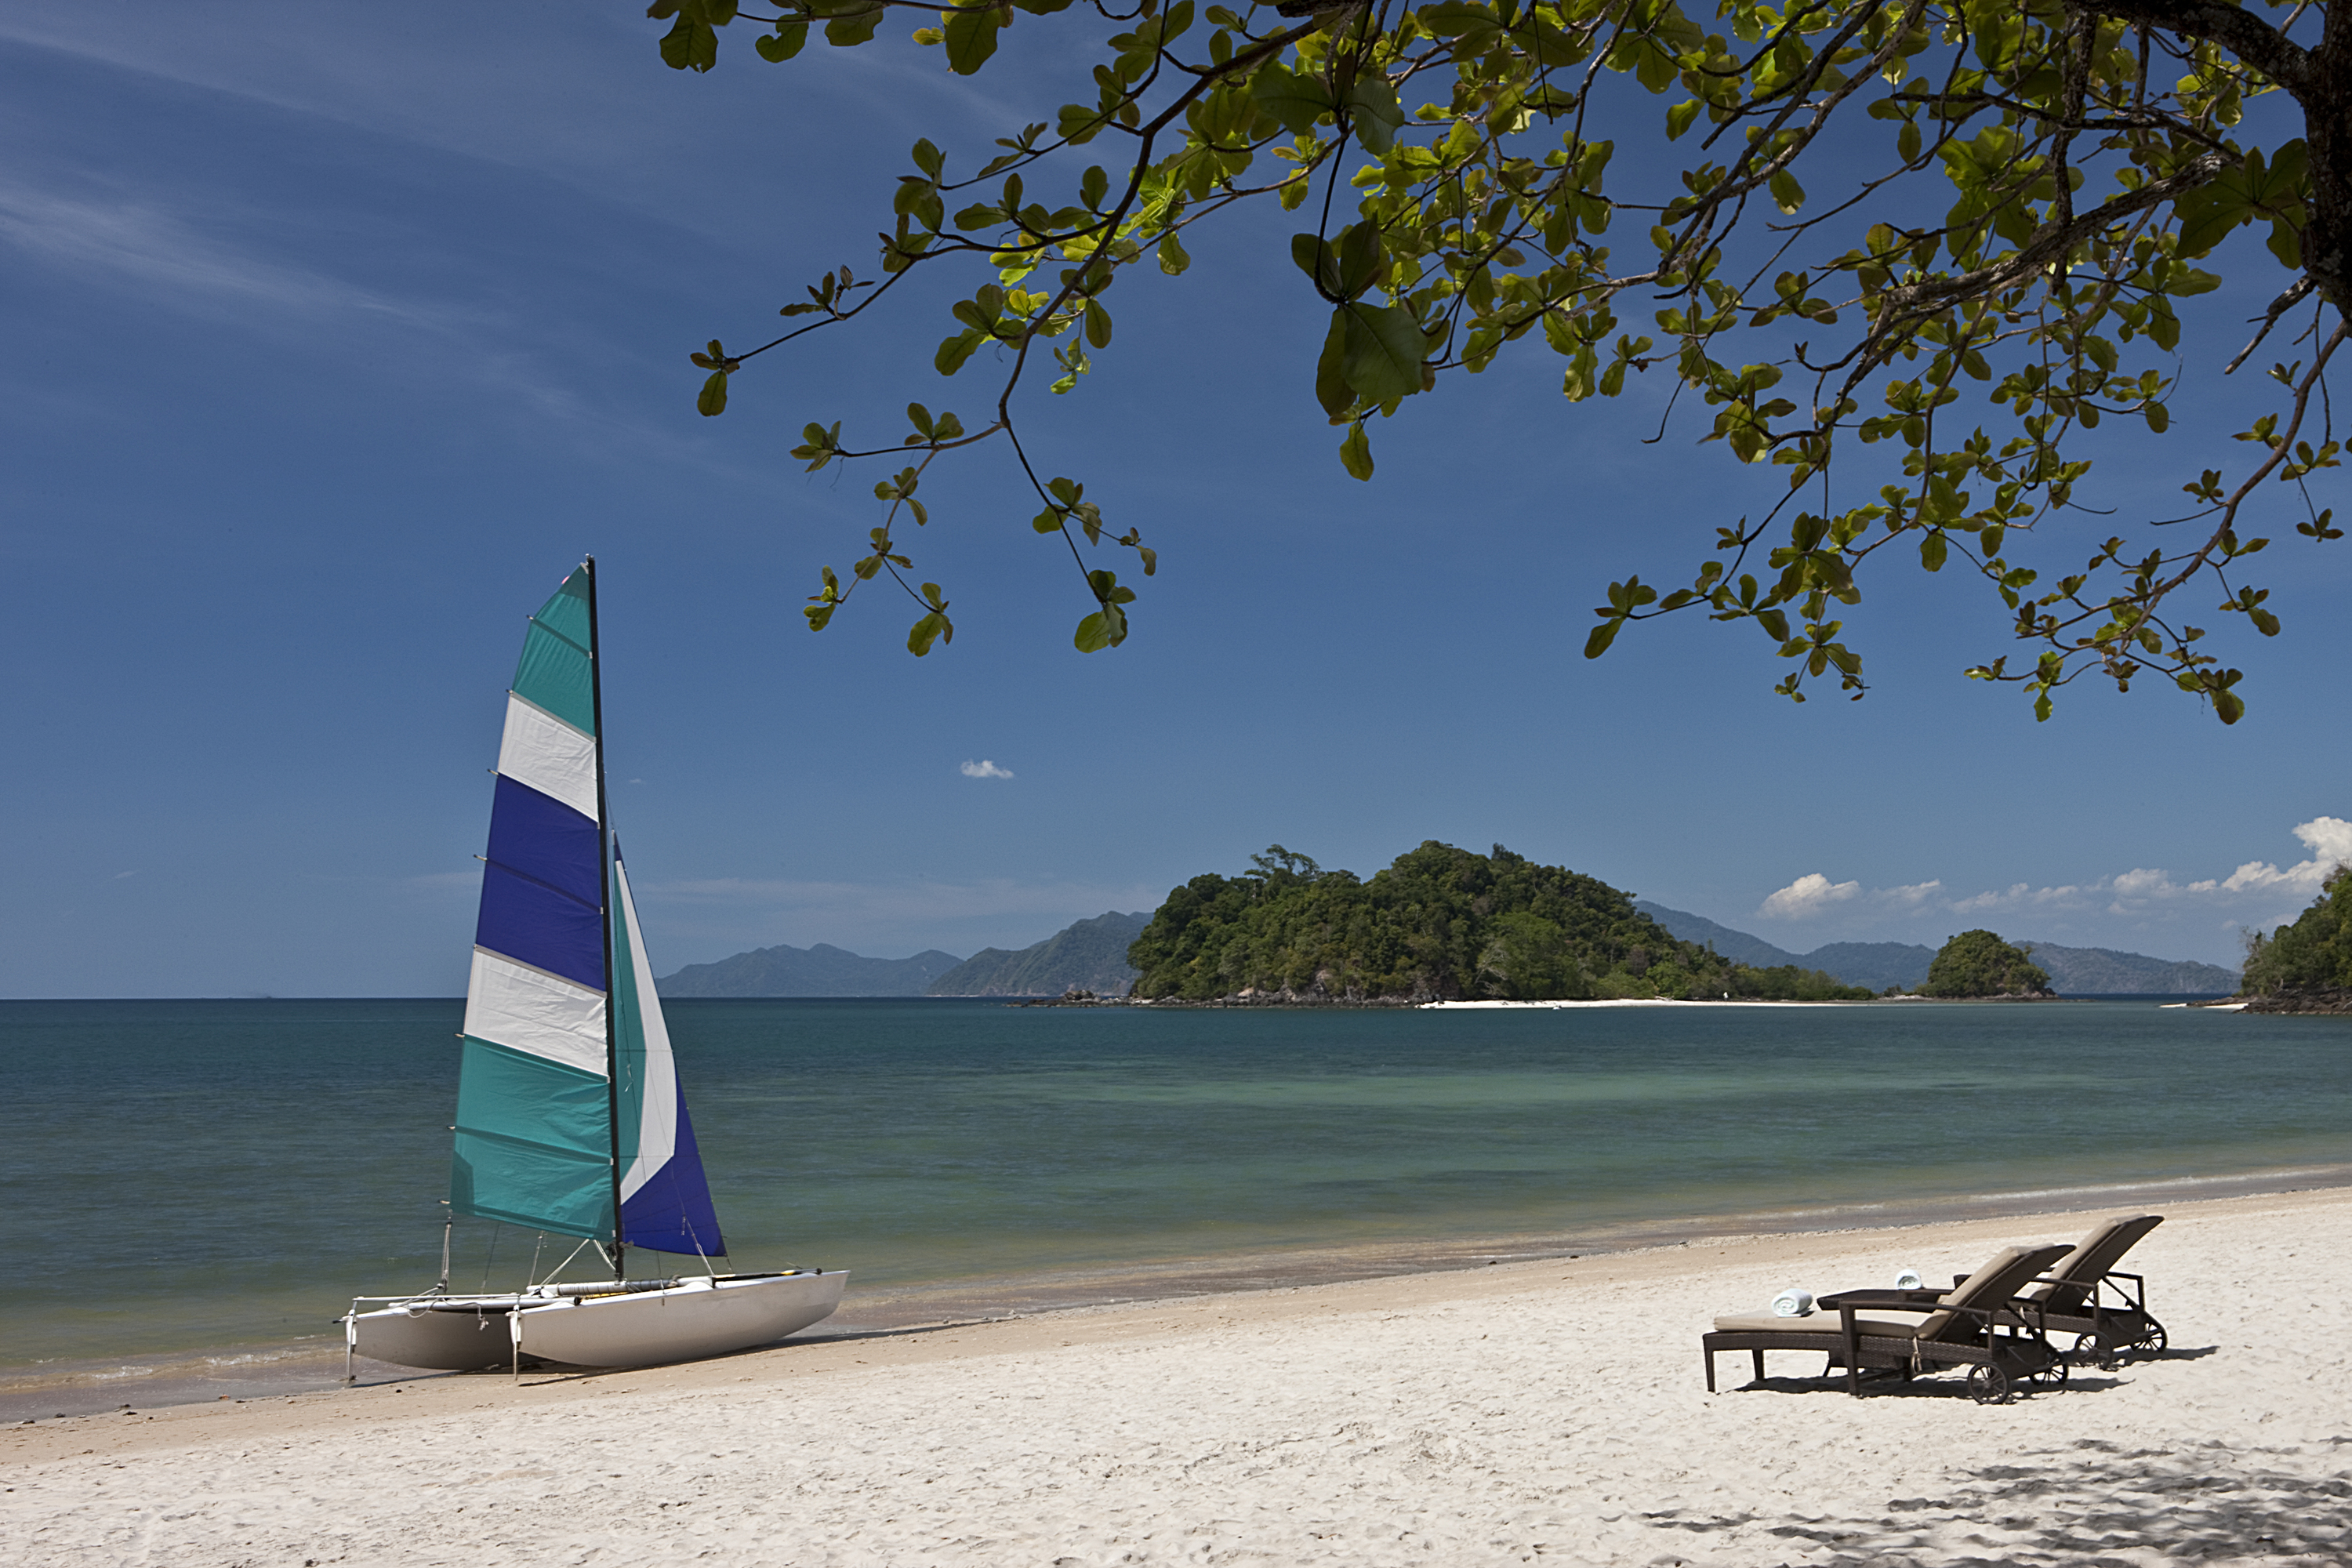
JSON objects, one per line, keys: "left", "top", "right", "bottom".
{"left": 1703, "top": 1290, "right": 2067, "bottom": 1405}
{"left": 2005, "top": 1267, "right": 2165, "bottom": 1368}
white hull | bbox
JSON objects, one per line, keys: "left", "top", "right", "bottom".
{"left": 349, "top": 1271, "right": 847, "bottom": 1371}
{"left": 349, "top": 1296, "right": 529, "bottom": 1371}
{"left": 517, "top": 1271, "right": 846, "bottom": 1367}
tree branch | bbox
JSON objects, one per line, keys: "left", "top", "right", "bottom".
{"left": 2070, "top": 0, "right": 2312, "bottom": 93}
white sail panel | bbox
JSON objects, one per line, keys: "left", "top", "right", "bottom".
{"left": 496, "top": 692, "right": 599, "bottom": 820}
{"left": 463, "top": 947, "right": 609, "bottom": 1077}
{"left": 613, "top": 860, "right": 677, "bottom": 1200}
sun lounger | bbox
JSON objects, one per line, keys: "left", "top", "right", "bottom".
{"left": 2005, "top": 1214, "right": 2165, "bottom": 1367}
{"left": 1701, "top": 1242, "right": 2072, "bottom": 1404}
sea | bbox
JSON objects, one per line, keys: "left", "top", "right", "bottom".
{"left": 4, "top": 996, "right": 2347, "bottom": 1416}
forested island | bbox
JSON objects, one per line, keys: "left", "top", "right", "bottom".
{"left": 2240, "top": 873, "right": 2352, "bottom": 1011}
{"left": 1918, "top": 930, "right": 2056, "bottom": 999}
{"left": 1124, "top": 843, "right": 1871, "bottom": 1004}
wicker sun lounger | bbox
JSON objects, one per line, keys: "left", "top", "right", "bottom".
{"left": 2001, "top": 1214, "right": 2166, "bottom": 1367}
{"left": 1702, "top": 1242, "right": 2072, "bottom": 1405}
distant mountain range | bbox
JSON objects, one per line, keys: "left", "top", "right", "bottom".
{"left": 1633, "top": 902, "right": 2238, "bottom": 994}
{"left": 927, "top": 911, "right": 1149, "bottom": 996}
{"left": 659, "top": 902, "right": 2238, "bottom": 1000}
{"left": 657, "top": 942, "right": 963, "bottom": 997}
{"left": 655, "top": 911, "right": 1149, "bottom": 998}
{"left": 2013, "top": 941, "right": 2242, "bottom": 996}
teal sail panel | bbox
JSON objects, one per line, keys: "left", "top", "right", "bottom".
{"left": 450, "top": 1037, "right": 614, "bottom": 1239}
{"left": 450, "top": 563, "right": 615, "bottom": 1240}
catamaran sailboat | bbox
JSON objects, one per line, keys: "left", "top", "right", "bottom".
{"left": 347, "top": 561, "right": 844, "bottom": 1370}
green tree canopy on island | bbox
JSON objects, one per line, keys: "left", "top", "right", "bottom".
{"left": 1921, "top": 927, "right": 2053, "bottom": 994}
{"left": 1125, "top": 839, "right": 1872, "bottom": 998}
{"left": 2239, "top": 869, "right": 2352, "bottom": 1000}
{"left": 652, "top": 0, "right": 2343, "bottom": 722}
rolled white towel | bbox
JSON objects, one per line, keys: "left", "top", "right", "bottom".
{"left": 1893, "top": 1266, "right": 1925, "bottom": 1290}
{"left": 1769, "top": 1287, "right": 1815, "bottom": 1317}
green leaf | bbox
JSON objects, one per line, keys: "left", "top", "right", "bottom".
{"left": 1664, "top": 100, "right": 1700, "bottom": 141}
{"left": 942, "top": 5, "right": 1001, "bottom": 74}
{"left": 1339, "top": 421, "right": 1374, "bottom": 480}
{"left": 1073, "top": 607, "right": 1127, "bottom": 652}
{"left": 753, "top": 22, "right": 809, "bottom": 60}
{"left": 1084, "top": 299, "right": 1113, "bottom": 348}
{"left": 825, "top": 6, "right": 881, "bottom": 47}
{"left": 935, "top": 328, "right": 985, "bottom": 376}
{"left": 1251, "top": 64, "right": 1330, "bottom": 135}
{"left": 696, "top": 369, "right": 729, "bottom": 416}
{"left": 1338, "top": 304, "right": 1428, "bottom": 405}
{"left": 1157, "top": 231, "right": 1190, "bottom": 275}
{"left": 908, "top": 610, "right": 952, "bottom": 656}
{"left": 659, "top": 16, "right": 718, "bottom": 71}
{"left": 1583, "top": 618, "right": 1622, "bottom": 659}
{"left": 1314, "top": 310, "right": 1354, "bottom": 419}
{"left": 1346, "top": 73, "right": 1404, "bottom": 154}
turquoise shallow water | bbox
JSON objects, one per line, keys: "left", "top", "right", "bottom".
{"left": 3, "top": 996, "right": 2348, "bottom": 1371}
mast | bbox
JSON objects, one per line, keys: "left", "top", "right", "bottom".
{"left": 586, "top": 555, "right": 624, "bottom": 1280}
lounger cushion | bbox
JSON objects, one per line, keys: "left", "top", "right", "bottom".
{"left": 2018, "top": 1214, "right": 2162, "bottom": 1307}
{"left": 1709, "top": 1312, "right": 1926, "bottom": 1338}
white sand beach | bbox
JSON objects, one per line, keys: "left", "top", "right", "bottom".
{"left": 5, "top": 1186, "right": 2347, "bottom": 1566}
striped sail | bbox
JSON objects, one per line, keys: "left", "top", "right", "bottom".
{"left": 448, "top": 564, "right": 724, "bottom": 1257}
{"left": 612, "top": 848, "right": 725, "bottom": 1256}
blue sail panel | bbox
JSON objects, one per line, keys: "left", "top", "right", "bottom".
{"left": 475, "top": 864, "right": 604, "bottom": 991}
{"left": 485, "top": 775, "right": 601, "bottom": 905}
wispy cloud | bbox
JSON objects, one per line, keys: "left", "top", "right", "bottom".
{"left": 648, "top": 874, "right": 1152, "bottom": 923}
{"left": 960, "top": 759, "right": 1014, "bottom": 780}
{"left": 0, "top": 176, "right": 463, "bottom": 326}
{"left": 1753, "top": 816, "right": 2352, "bottom": 928}
{"left": 1949, "top": 881, "right": 2089, "bottom": 915}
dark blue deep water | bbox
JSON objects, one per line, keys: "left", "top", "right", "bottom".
{"left": 4, "top": 997, "right": 2347, "bottom": 1368}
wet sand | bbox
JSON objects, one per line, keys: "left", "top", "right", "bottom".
{"left": 5, "top": 1185, "right": 2347, "bottom": 1565}
{"left": 7, "top": 1160, "right": 2345, "bottom": 1424}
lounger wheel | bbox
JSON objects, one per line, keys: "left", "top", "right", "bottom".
{"left": 2024, "top": 1354, "right": 2070, "bottom": 1392}
{"left": 1965, "top": 1363, "right": 2013, "bottom": 1405}
{"left": 2072, "top": 1331, "right": 2118, "bottom": 1370}
{"left": 2132, "top": 1322, "right": 2167, "bottom": 1359}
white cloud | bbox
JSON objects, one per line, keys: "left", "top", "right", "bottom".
{"left": 1746, "top": 816, "right": 2349, "bottom": 932}
{"left": 2106, "top": 816, "right": 2352, "bottom": 913}
{"left": 1759, "top": 873, "right": 1860, "bottom": 920}
{"left": 960, "top": 759, "right": 1014, "bottom": 780}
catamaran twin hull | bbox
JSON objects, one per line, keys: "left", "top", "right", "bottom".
{"left": 350, "top": 1270, "right": 848, "bottom": 1370}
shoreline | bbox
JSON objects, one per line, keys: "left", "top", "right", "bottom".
{"left": 10, "top": 1156, "right": 2346, "bottom": 1424}
{"left": 7, "top": 1185, "right": 2348, "bottom": 1566}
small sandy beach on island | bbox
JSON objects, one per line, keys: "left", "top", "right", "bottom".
{"left": 6, "top": 1186, "right": 2347, "bottom": 1566}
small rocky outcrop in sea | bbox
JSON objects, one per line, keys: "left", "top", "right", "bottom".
{"left": 2241, "top": 986, "right": 2352, "bottom": 1014}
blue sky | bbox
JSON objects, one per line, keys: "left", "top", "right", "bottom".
{"left": 2, "top": 5, "right": 2345, "bottom": 995}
